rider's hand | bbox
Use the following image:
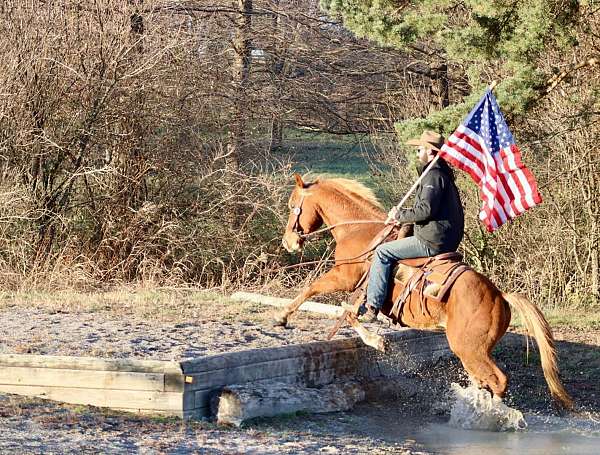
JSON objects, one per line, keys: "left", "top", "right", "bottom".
{"left": 385, "top": 206, "right": 399, "bottom": 225}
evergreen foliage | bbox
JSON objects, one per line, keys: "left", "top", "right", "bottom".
{"left": 321, "top": 0, "right": 580, "bottom": 141}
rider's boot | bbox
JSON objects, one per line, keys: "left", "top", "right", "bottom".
{"left": 357, "top": 303, "right": 379, "bottom": 323}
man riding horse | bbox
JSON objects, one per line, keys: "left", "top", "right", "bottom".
{"left": 359, "top": 130, "right": 465, "bottom": 322}
{"left": 276, "top": 87, "right": 572, "bottom": 407}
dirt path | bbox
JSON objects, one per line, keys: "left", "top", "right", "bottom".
{"left": 0, "top": 296, "right": 364, "bottom": 359}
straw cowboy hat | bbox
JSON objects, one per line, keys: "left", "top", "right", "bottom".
{"left": 406, "top": 130, "right": 445, "bottom": 152}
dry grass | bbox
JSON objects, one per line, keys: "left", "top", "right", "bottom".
{"left": 0, "top": 288, "right": 239, "bottom": 321}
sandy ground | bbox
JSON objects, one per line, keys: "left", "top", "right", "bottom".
{"left": 0, "top": 299, "right": 362, "bottom": 360}
{"left": 1, "top": 293, "right": 599, "bottom": 453}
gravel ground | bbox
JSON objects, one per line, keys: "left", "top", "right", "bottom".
{"left": 1, "top": 292, "right": 599, "bottom": 453}
{"left": 0, "top": 300, "right": 364, "bottom": 360}
{"left": 0, "top": 394, "right": 428, "bottom": 454}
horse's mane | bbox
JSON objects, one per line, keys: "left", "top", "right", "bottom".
{"left": 318, "top": 177, "right": 383, "bottom": 210}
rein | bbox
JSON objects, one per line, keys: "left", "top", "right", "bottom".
{"left": 299, "top": 220, "right": 387, "bottom": 239}
{"left": 285, "top": 223, "right": 397, "bottom": 270}
{"left": 288, "top": 188, "right": 396, "bottom": 268}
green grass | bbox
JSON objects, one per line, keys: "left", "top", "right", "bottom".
{"left": 272, "top": 130, "right": 389, "bottom": 185}
{"left": 510, "top": 308, "right": 600, "bottom": 330}
{"left": 543, "top": 309, "right": 600, "bottom": 329}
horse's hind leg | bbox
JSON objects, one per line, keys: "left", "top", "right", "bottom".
{"left": 456, "top": 350, "right": 508, "bottom": 398}
{"left": 445, "top": 287, "right": 511, "bottom": 398}
{"left": 447, "top": 325, "right": 508, "bottom": 397}
{"left": 273, "top": 266, "right": 358, "bottom": 327}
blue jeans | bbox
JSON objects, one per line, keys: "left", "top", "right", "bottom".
{"left": 366, "top": 236, "right": 435, "bottom": 310}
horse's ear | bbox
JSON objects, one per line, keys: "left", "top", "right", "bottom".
{"left": 294, "top": 173, "right": 306, "bottom": 188}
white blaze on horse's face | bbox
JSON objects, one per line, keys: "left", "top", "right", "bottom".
{"left": 282, "top": 189, "right": 306, "bottom": 252}
{"left": 282, "top": 174, "right": 319, "bottom": 253}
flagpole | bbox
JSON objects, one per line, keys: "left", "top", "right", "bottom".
{"left": 387, "top": 80, "right": 498, "bottom": 223}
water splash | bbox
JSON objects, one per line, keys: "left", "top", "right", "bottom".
{"left": 448, "top": 382, "right": 527, "bottom": 431}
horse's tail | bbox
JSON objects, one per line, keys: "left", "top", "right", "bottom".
{"left": 502, "top": 292, "right": 573, "bottom": 409}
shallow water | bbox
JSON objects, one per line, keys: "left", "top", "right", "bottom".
{"left": 351, "top": 386, "right": 600, "bottom": 455}
{"left": 403, "top": 415, "right": 600, "bottom": 455}
{"left": 448, "top": 383, "right": 527, "bottom": 431}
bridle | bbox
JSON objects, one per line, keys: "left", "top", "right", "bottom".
{"left": 284, "top": 192, "right": 403, "bottom": 269}
{"left": 288, "top": 193, "right": 391, "bottom": 244}
{"left": 290, "top": 194, "right": 306, "bottom": 237}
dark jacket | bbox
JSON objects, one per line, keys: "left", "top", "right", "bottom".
{"left": 395, "top": 159, "right": 464, "bottom": 254}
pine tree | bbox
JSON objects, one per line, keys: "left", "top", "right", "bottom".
{"left": 320, "top": 0, "right": 580, "bottom": 141}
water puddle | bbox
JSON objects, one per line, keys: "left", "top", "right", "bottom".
{"left": 403, "top": 415, "right": 600, "bottom": 455}
{"left": 349, "top": 383, "right": 600, "bottom": 454}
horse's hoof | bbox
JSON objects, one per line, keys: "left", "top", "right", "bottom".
{"left": 376, "top": 337, "right": 387, "bottom": 353}
{"left": 364, "top": 334, "right": 386, "bottom": 353}
{"left": 272, "top": 313, "right": 288, "bottom": 328}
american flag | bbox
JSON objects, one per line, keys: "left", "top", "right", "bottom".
{"left": 439, "top": 89, "right": 542, "bottom": 232}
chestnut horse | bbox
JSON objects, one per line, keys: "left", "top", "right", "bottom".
{"left": 277, "top": 174, "right": 572, "bottom": 408}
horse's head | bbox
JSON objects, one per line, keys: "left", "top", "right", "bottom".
{"left": 282, "top": 174, "right": 323, "bottom": 253}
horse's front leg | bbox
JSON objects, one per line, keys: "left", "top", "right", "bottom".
{"left": 346, "top": 314, "right": 386, "bottom": 352}
{"left": 273, "top": 266, "right": 358, "bottom": 327}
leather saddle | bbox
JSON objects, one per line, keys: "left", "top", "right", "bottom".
{"left": 389, "top": 252, "right": 470, "bottom": 324}
{"left": 343, "top": 225, "right": 469, "bottom": 320}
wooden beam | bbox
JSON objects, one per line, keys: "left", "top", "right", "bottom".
{"left": 0, "top": 354, "right": 182, "bottom": 374}
{"left": 231, "top": 291, "right": 344, "bottom": 317}
{"left": 181, "top": 339, "right": 365, "bottom": 374}
{"left": 184, "top": 348, "right": 360, "bottom": 391}
{"left": 0, "top": 367, "right": 166, "bottom": 392}
{"left": 0, "top": 384, "right": 189, "bottom": 411}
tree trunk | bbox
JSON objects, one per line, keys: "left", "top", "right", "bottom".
{"left": 227, "top": 0, "right": 252, "bottom": 172}
{"left": 224, "top": 0, "right": 252, "bottom": 228}
{"left": 216, "top": 381, "right": 364, "bottom": 426}
{"left": 588, "top": 166, "right": 599, "bottom": 299}
{"left": 269, "top": 116, "right": 283, "bottom": 151}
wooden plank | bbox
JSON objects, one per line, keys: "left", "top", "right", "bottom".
{"left": 181, "top": 340, "right": 360, "bottom": 374}
{"left": 0, "top": 384, "right": 190, "bottom": 411}
{"left": 181, "top": 329, "right": 443, "bottom": 374}
{"left": 0, "top": 367, "right": 166, "bottom": 392}
{"left": 231, "top": 292, "right": 345, "bottom": 317}
{"left": 193, "top": 364, "right": 358, "bottom": 409}
{"left": 184, "top": 348, "right": 361, "bottom": 391}
{"left": 0, "top": 354, "right": 182, "bottom": 374}
{"left": 180, "top": 338, "right": 377, "bottom": 374}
